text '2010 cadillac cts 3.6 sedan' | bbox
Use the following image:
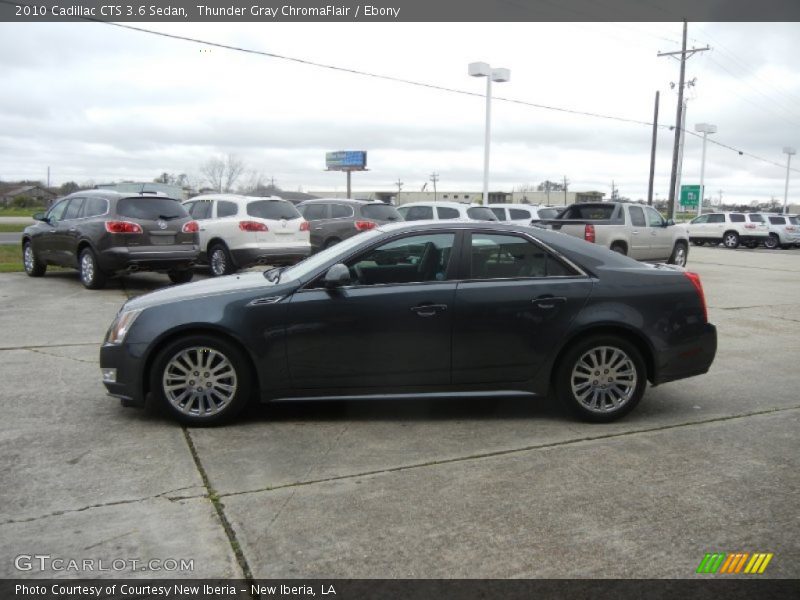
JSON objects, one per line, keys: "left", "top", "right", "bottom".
{"left": 100, "top": 222, "right": 717, "bottom": 425}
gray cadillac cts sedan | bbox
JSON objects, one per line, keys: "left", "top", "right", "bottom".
{"left": 100, "top": 222, "right": 717, "bottom": 426}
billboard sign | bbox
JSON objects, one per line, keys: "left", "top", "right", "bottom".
{"left": 326, "top": 151, "right": 367, "bottom": 171}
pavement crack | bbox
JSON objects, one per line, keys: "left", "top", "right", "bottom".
{"left": 25, "top": 347, "right": 97, "bottom": 364}
{"left": 217, "top": 404, "right": 800, "bottom": 500}
{"left": 181, "top": 427, "right": 259, "bottom": 598}
{"left": 0, "top": 342, "right": 98, "bottom": 352}
{"left": 0, "top": 486, "right": 207, "bottom": 527}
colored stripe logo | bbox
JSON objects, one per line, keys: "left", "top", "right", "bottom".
{"left": 696, "top": 552, "right": 773, "bottom": 574}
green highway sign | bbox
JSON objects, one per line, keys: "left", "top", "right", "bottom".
{"left": 680, "top": 184, "right": 701, "bottom": 208}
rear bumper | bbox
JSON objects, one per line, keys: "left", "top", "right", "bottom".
{"left": 99, "top": 246, "right": 199, "bottom": 272}
{"left": 653, "top": 323, "right": 717, "bottom": 385}
{"left": 232, "top": 245, "right": 311, "bottom": 267}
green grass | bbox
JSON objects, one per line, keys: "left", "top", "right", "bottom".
{"left": 0, "top": 207, "right": 44, "bottom": 218}
{"left": 0, "top": 223, "right": 25, "bottom": 233}
{"left": 0, "top": 245, "right": 23, "bottom": 273}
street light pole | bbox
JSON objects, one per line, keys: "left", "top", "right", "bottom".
{"left": 783, "top": 146, "right": 796, "bottom": 215}
{"left": 469, "top": 62, "right": 510, "bottom": 205}
{"left": 695, "top": 123, "right": 717, "bottom": 216}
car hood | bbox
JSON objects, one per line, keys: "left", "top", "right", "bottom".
{"left": 124, "top": 271, "right": 293, "bottom": 311}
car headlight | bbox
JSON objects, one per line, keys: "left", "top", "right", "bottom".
{"left": 104, "top": 309, "right": 143, "bottom": 345}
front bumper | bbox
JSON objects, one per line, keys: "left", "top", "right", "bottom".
{"left": 99, "top": 246, "right": 199, "bottom": 273}
{"left": 100, "top": 342, "right": 148, "bottom": 407}
{"left": 653, "top": 323, "right": 717, "bottom": 385}
{"left": 232, "top": 245, "right": 311, "bottom": 268}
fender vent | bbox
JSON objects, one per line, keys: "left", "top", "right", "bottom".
{"left": 247, "top": 296, "right": 285, "bottom": 306}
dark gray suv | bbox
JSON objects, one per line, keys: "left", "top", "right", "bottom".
{"left": 296, "top": 199, "right": 402, "bottom": 251}
{"left": 22, "top": 190, "right": 200, "bottom": 289}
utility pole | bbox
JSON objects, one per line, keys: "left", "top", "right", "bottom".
{"left": 430, "top": 172, "right": 439, "bottom": 202}
{"left": 47, "top": 166, "right": 50, "bottom": 188}
{"left": 563, "top": 176, "right": 569, "bottom": 205}
{"left": 395, "top": 178, "right": 403, "bottom": 205}
{"left": 611, "top": 180, "right": 618, "bottom": 201}
{"left": 647, "top": 91, "right": 659, "bottom": 206}
{"left": 658, "top": 21, "right": 709, "bottom": 219}
{"left": 674, "top": 98, "right": 688, "bottom": 216}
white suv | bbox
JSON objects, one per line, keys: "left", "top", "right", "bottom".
{"left": 758, "top": 213, "right": 800, "bottom": 249}
{"left": 687, "top": 212, "right": 769, "bottom": 249}
{"left": 487, "top": 203, "right": 541, "bottom": 224}
{"left": 183, "top": 194, "right": 311, "bottom": 276}
{"left": 396, "top": 201, "right": 498, "bottom": 222}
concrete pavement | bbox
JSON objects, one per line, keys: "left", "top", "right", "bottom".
{"left": 0, "top": 246, "right": 798, "bottom": 580}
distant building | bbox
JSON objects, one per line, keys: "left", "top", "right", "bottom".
{"left": 96, "top": 181, "right": 188, "bottom": 200}
{"left": 307, "top": 189, "right": 605, "bottom": 206}
{"left": 0, "top": 184, "right": 58, "bottom": 207}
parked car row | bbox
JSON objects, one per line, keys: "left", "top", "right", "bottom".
{"left": 687, "top": 212, "right": 800, "bottom": 249}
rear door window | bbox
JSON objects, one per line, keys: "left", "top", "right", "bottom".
{"left": 247, "top": 200, "right": 301, "bottom": 220}
{"left": 331, "top": 204, "right": 355, "bottom": 218}
{"left": 748, "top": 214, "right": 764, "bottom": 223}
{"left": 629, "top": 206, "right": 646, "bottom": 227}
{"left": 217, "top": 201, "right": 238, "bottom": 218}
{"left": 509, "top": 208, "right": 532, "bottom": 219}
{"left": 769, "top": 216, "right": 785, "bottom": 225}
{"left": 82, "top": 197, "right": 107, "bottom": 218}
{"left": 470, "top": 233, "right": 577, "bottom": 279}
{"left": 405, "top": 206, "right": 434, "bottom": 220}
{"left": 437, "top": 206, "right": 460, "bottom": 219}
{"left": 730, "top": 213, "right": 745, "bottom": 223}
{"left": 362, "top": 204, "right": 402, "bottom": 221}
{"left": 300, "top": 204, "right": 329, "bottom": 221}
{"left": 117, "top": 197, "right": 188, "bottom": 220}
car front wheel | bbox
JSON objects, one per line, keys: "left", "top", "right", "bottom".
{"left": 23, "top": 241, "right": 46, "bottom": 277}
{"left": 151, "top": 335, "right": 252, "bottom": 426}
{"left": 209, "top": 243, "right": 235, "bottom": 277}
{"left": 722, "top": 231, "right": 740, "bottom": 249}
{"left": 168, "top": 269, "right": 194, "bottom": 284}
{"left": 668, "top": 241, "right": 688, "bottom": 267}
{"left": 556, "top": 335, "right": 647, "bottom": 422}
{"left": 764, "top": 234, "right": 779, "bottom": 250}
{"left": 79, "top": 247, "right": 107, "bottom": 289}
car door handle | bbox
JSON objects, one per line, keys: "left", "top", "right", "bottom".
{"left": 631, "top": 230, "right": 639, "bottom": 235}
{"left": 199, "top": 227, "right": 206, "bottom": 231}
{"left": 68, "top": 228, "right": 77, "bottom": 233}
{"left": 410, "top": 304, "right": 448, "bottom": 317}
{"left": 532, "top": 296, "right": 566, "bottom": 309}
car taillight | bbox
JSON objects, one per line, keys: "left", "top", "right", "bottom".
{"left": 299, "top": 221, "right": 310, "bottom": 232}
{"left": 684, "top": 271, "right": 708, "bottom": 324}
{"left": 354, "top": 220, "right": 377, "bottom": 231}
{"left": 584, "top": 224, "right": 595, "bottom": 243}
{"left": 182, "top": 220, "right": 199, "bottom": 233}
{"left": 786, "top": 225, "right": 796, "bottom": 231}
{"left": 105, "top": 221, "right": 142, "bottom": 234}
{"left": 744, "top": 223, "right": 755, "bottom": 229}
{"left": 239, "top": 221, "right": 268, "bottom": 232}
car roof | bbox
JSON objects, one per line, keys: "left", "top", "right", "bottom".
{"left": 187, "top": 194, "right": 286, "bottom": 203}
{"left": 399, "top": 201, "right": 483, "bottom": 209}
{"left": 297, "top": 198, "right": 385, "bottom": 206}
{"left": 61, "top": 189, "right": 181, "bottom": 201}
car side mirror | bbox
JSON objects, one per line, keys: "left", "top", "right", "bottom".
{"left": 324, "top": 263, "right": 351, "bottom": 288}
{"left": 33, "top": 212, "right": 49, "bottom": 223}
{"left": 665, "top": 219, "right": 675, "bottom": 227}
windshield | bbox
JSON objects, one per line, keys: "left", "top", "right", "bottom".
{"left": 280, "top": 229, "right": 382, "bottom": 281}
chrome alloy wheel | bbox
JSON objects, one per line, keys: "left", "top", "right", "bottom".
{"left": 81, "top": 252, "right": 95, "bottom": 284}
{"left": 210, "top": 248, "right": 227, "bottom": 276}
{"left": 673, "top": 245, "right": 687, "bottom": 267}
{"left": 162, "top": 346, "right": 238, "bottom": 416}
{"left": 570, "top": 346, "right": 637, "bottom": 413}
{"left": 23, "top": 244, "right": 34, "bottom": 272}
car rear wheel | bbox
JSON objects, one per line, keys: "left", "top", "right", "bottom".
{"left": 764, "top": 234, "right": 779, "bottom": 250}
{"left": 668, "top": 241, "right": 688, "bottom": 267}
{"left": 22, "top": 241, "right": 46, "bottom": 277}
{"left": 209, "top": 243, "right": 234, "bottom": 277}
{"left": 151, "top": 335, "right": 252, "bottom": 426}
{"left": 79, "top": 247, "right": 107, "bottom": 289}
{"left": 722, "top": 231, "right": 740, "bottom": 249}
{"left": 556, "top": 335, "right": 646, "bottom": 422}
{"left": 323, "top": 237, "right": 341, "bottom": 250}
{"left": 610, "top": 243, "right": 627, "bottom": 255}
{"left": 168, "top": 269, "right": 194, "bottom": 284}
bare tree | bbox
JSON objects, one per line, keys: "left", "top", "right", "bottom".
{"left": 200, "top": 157, "right": 226, "bottom": 192}
{"left": 223, "top": 154, "right": 246, "bottom": 193}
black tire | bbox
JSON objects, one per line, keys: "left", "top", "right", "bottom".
{"left": 208, "top": 242, "right": 235, "bottom": 277}
{"left": 150, "top": 334, "right": 253, "bottom": 426}
{"left": 722, "top": 231, "right": 740, "bottom": 249}
{"left": 168, "top": 269, "right": 194, "bottom": 284}
{"left": 556, "top": 335, "right": 647, "bottom": 423}
{"left": 668, "top": 241, "right": 688, "bottom": 267}
{"left": 323, "top": 237, "right": 341, "bottom": 250}
{"left": 610, "top": 243, "right": 627, "bottom": 255}
{"left": 22, "top": 240, "right": 46, "bottom": 277}
{"left": 79, "top": 247, "right": 107, "bottom": 289}
{"left": 764, "top": 234, "right": 779, "bottom": 250}
{"left": 743, "top": 241, "right": 758, "bottom": 249}
{"left": 692, "top": 240, "right": 704, "bottom": 246}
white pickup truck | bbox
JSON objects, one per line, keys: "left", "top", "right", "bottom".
{"left": 533, "top": 202, "right": 690, "bottom": 266}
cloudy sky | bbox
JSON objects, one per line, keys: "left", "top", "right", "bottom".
{"left": 2, "top": 20, "right": 799, "bottom": 203}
